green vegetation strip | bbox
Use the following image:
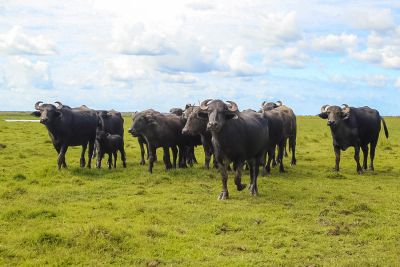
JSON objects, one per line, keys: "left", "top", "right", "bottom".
{"left": 0, "top": 113, "right": 399, "bottom": 265}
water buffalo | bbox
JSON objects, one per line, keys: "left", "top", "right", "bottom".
{"left": 182, "top": 105, "right": 217, "bottom": 169}
{"left": 130, "top": 110, "right": 158, "bottom": 165}
{"left": 318, "top": 104, "right": 389, "bottom": 173}
{"left": 95, "top": 131, "right": 126, "bottom": 169}
{"left": 259, "top": 109, "right": 286, "bottom": 175}
{"left": 261, "top": 100, "right": 297, "bottom": 165}
{"left": 31, "top": 101, "right": 98, "bottom": 169}
{"left": 198, "top": 99, "right": 270, "bottom": 200}
{"left": 128, "top": 110, "right": 186, "bottom": 173}
{"left": 169, "top": 108, "right": 183, "bottom": 116}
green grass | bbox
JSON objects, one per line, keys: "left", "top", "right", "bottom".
{"left": 0, "top": 112, "right": 399, "bottom": 266}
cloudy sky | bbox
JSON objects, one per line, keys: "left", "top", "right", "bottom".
{"left": 0, "top": 1, "right": 399, "bottom": 114}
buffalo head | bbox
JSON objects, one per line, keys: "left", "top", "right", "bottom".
{"left": 261, "top": 100, "right": 282, "bottom": 111}
{"left": 32, "top": 101, "right": 62, "bottom": 125}
{"left": 318, "top": 104, "right": 350, "bottom": 126}
{"left": 199, "top": 99, "right": 238, "bottom": 132}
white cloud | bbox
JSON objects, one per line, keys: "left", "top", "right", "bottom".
{"left": 363, "top": 74, "right": 388, "bottom": 88}
{"left": 395, "top": 77, "right": 400, "bottom": 88}
{"left": 161, "top": 72, "right": 198, "bottom": 84}
{"left": 350, "top": 8, "right": 395, "bottom": 32}
{"left": 185, "top": 1, "right": 215, "bottom": 11}
{"left": 2, "top": 56, "right": 52, "bottom": 90}
{"left": 0, "top": 26, "right": 56, "bottom": 55}
{"left": 312, "top": 33, "right": 358, "bottom": 53}
{"left": 110, "top": 22, "right": 176, "bottom": 56}
{"left": 218, "top": 46, "right": 261, "bottom": 76}
{"left": 349, "top": 29, "right": 400, "bottom": 69}
{"left": 260, "top": 11, "right": 301, "bottom": 45}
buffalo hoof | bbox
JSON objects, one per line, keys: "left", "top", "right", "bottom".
{"left": 218, "top": 191, "right": 229, "bottom": 200}
{"left": 332, "top": 168, "right": 339, "bottom": 172}
{"left": 140, "top": 160, "right": 145, "bottom": 165}
{"left": 123, "top": 162, "right": 126, "bottom": 168}
{"left": 249, "top": 185, "right": 258, "bottom": 196}
{"left": 291, "top": 160, "right": 297, "bottom": 166}
{"left": 369, "top": 166, "right": 374, "bottom": 171}
{"left": 271, "top": 161, "right": 277, "bottom": 168}
{"left": 236, "top": 183, "right": 246, "bottom": 191}
{"left": 80, "top": 159, "right": 85, "bottom": 168}
{"left": 357, "top": 169, "right": 363, "bottom": 175}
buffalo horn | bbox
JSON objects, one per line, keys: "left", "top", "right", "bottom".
{"left": 200, "top": 99, "right": 213, "bottom": 110}
{"left": 35, "top": 101, "right": 43, "bottom": 110}
{"left": 226, "top": 101, "right": 238, "bottom": 112}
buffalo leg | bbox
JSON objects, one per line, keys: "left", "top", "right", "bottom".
{"left": 96, "top": 151, "right": 104, "bottom": 168}
{"left": 334, "top": 145, "right": 340, "bottom": 172}
{"left": 113, "top": 152, "right": 117, "bottom": 168}
{"left": 361, "top": 145, "right": 368, "bottom": 170}
{"left": 148, "top": 147, "right": 156, "bottom": 173}
{"left": 178, "top": 146, "right": 187, "bottom": 168}
{"left": 354, "top": 145, "right": 362, "bottom": 174}
{"left": 80, "top": 144, "right": 87, "bottom": 167}
{"left": 87, "top": 141, "right": 94, "bottom": 169}
{"left": 369, "top": 141, "right": 377, "bottom": 171}
{"left": 234, "top": 162, "right": 246, "bottom": 191}
{"left": 171, "top": 146, "right": 178, "bottom": 169}
{"left": 120, "top": 146, "right": 127, "bottom": 168}
{"left": 107, "top": 153, "right": 112, "bottom": 169}
{"left": 290, "top": 137, "right": 297, "bottom": 165}
{"left": 272, "top": 146, "right": 277, "bottom": 167}
{"left": 57, "top": 145, "right": 68, "bottom": 170}
{"left": 278, "top": 142, "right": 285, "bottom": 173}
{"left": 261, "top": 151, "right": 268, "bottom": 176}
{"left": 218, "top": 160, "right": 229, "bottom": 200}
{"left": 55, "top": 146, "right": 67, "bottom": 168}
{"left": 203, "top": 145, "right": 212, "bottom": 169}
{"left": 250, "top": 158, "right": 260, "bottom": 196}
{"left": 163, "top": 146, "right": 172, "bottom": 170}
{"left": 138, "top": 139, "right": 146, "bottom": 165}
{"left": 265, "top": 150, "right": 273, "bottom": 174}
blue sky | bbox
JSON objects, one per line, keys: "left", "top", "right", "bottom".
{"left": 0, "top": 0, "right": 399, "bottom": 114}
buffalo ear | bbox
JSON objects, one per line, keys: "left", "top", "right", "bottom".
{"left": 197, "top": 111, "right": 208, "bottom": 119}
{"left": 31, "top": 111, "right": 41, "bottom": 117}
{"left": 225, "top": 112, "right": 238, "bottom": 120}
{"left": 55, "top": 110, "right": 62, "bottom": 118}
{"left": 342, "top": 112, "right": 350, "bottom": 120}
{"left": 318, "top": 112, "right": 328, "bottom": 119}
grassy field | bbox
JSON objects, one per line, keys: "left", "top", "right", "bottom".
{"left": 0, "top": 112, "right": 399, "bottom": 266}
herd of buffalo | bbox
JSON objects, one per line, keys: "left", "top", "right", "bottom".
{"left": 31, "top": 100, "right": 389, "bottom": 199}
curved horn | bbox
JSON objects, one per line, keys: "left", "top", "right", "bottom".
{"left": 261, "top": 101, "right": 266, "bottom": 108}
{"left": 226, "top": 101, "right": 238, "bottom": 112}
{"left": 35, "top": 101, "right": 43, "bottom": 110}
{"left": 276, "top": 100, "right": 283, "bottom": 106}
{"left": 320, "top": 105, "right": 330, "bottom": 113}
{"left": 200, "top": 99, "right": 213, "bottom": 110}
{"left": 54, "top": 101, "right": 63, "bottom": 108}
{"left": 341, "top": 104, "right": 350, "bottom": 113}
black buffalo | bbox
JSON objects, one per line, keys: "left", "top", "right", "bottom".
{"left": 128, "top": 110, "right": 186, "bottom": 173}
{"left": 259, "top": 109, "right": 285, "bottom": 175}
{"left": 32, "top": 101, "right": 98, "bottom": 169}
{"left": 169, "top": 108, "right": 183, "bottom": 116}
{"left": 95, "top": 131, "right": 126, "bottom": 169}
{"left": 182, "top": 105, "right": 217, "bottom": 169}
{"left": 318, "top": 104, "right": 389, "bottom": 173}
{"left": 198, "top": 99, "right": 270, "bottom": 200}
{"left": 261, "top": 100, "right": 297, "bottom": 165}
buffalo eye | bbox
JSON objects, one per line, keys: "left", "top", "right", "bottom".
{"left": 197, "top": 112, "right": 208, "bottom": 119}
